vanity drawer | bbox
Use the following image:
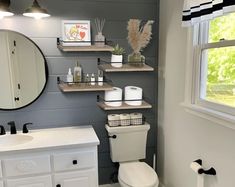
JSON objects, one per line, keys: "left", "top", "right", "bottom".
{"left": 3, "top": 155, "right": 51, "bottom": 177}
{"left": 53, "top": 151, "right": 95, "bottom": 172}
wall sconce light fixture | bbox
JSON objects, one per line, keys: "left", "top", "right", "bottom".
{"left": 23, "top": 0, "right": 50, "bottom": 19}
{"left": 0, "top": 0, "right": 50, "bottom": 19}
{"left": 0, "top": 0, "right": 14, "bottom": 19}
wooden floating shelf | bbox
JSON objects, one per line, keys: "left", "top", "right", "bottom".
{"left": 58, "top": 82, "right": 114, "bottom": 92}
{"left": 97, "top": 100, "right": 152, "bottom": 111}
{"left": 98, "top": 63, "right": 154, "bottom": 72}
{"left": 57, "top": 44, "right": 114, "bottom": 52}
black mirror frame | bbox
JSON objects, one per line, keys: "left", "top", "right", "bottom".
{"left": 0, "top": 29, "right": 49, "bottom": 111}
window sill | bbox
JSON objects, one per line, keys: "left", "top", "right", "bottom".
{"left": 181, "top": 102, "right": 235, "bottom": 130}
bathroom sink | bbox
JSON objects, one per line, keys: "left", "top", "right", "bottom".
{"left": 0, "top": 134, "right": 33, "bottom": 147}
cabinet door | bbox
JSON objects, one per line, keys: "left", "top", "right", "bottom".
{"left": 0, "top": 181, "right": 3, "bottom": 187}
{"left": 7, "top": 175, "right": 52, "bottom": 187}
{"left": 54, "top": 170, "right": 97, "bottom": 187}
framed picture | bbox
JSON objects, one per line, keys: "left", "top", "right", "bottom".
{"left": 62, "top": 20, "right": 91, "bottom": 46}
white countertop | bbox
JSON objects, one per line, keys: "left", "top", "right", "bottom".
{"left": 0, "top": 126, "right": 100, "bottom": 153}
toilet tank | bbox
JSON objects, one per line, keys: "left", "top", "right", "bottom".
{"left": 105, "top": 124, "right": 150, "bottom": 162}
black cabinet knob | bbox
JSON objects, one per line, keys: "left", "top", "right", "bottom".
{"left": 56, "top": 184, "right": 61, "bottom": 187}
{"left": 73, "top": 160, "right": 78, "bottom": 165}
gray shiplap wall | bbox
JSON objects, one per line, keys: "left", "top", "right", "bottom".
{"left": 0, "top": 0, "right": 158, "bottom": 184}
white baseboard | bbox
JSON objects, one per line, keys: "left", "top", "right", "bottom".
{"left": 100, "top": 183, "right": 164, "bottom": 187}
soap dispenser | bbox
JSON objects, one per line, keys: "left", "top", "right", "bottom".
{"left": 74, "top": 61, "right": 82, "bottom": 82}
{"left": 67, "top": 68, "right": 73, "bottom": 83}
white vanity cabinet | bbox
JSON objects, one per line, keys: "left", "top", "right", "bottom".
{"left": 6, "top": 175, "right": 52, "bottom": 187}
{"left": 0, "top": 127, "right": 100, "bottom": 187}
{"left": 54, "top": 170, "right": 97, "bottom": 187}
{"left": 0, "top": 147, "right": 98, "bottom": 187}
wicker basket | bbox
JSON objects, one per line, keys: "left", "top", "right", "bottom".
{"left": 120, "top": 114, "right": 131, "bottom": 126}
{"left": 130, "top": 113, "right": 143, "bottom": 125}
{"left": 108, "top": 114, "right": 120, "bottom": 127}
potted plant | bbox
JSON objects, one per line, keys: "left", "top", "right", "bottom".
{"left": 127, "top": 19, "right": 154, "bottom": 66}
{"left": 111, "top": 44, "right": 125, "bottom": 68}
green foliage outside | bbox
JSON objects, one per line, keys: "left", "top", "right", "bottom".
{"left": 206, "top": 13, "right": 235, "bottom": 107}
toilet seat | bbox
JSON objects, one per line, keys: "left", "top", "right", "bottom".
{"left": 118, "top": 162, "right": 159, "bottom": 187}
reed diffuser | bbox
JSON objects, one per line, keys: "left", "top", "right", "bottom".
{"left": 94, "top": 18, "right": 106, "bottom": 46}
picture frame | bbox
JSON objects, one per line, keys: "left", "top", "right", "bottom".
{"left": 61, "top": 20, "right": 91, "bottom": 46}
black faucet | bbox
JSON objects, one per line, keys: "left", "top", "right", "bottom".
{"left": 23, "top": 123, "right": 33, "bottom": 133}
{"left": 8, "top": 121, "right": 17, "bottom": 134}
{"left": 0, "top": 125, "right": 6, "bottom": 135}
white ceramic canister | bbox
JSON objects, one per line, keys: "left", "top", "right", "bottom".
{"left": 105, "top": 87, "right": 123, "bottom": 107}
{"left": 124, "top": 86, "right": 143, "bottom": 106}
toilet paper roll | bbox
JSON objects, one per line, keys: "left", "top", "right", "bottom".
{"left": 190, "top": 162, "right": 203, "bottom": 174}
{"left": 197, "top": 175, "right": 204, "bottom": 187}
{"left": 108, "top": 114, "right": 120, "bottom": 121}
{"left": 190, "top": 161, "right": 204, "bottom": 187}
{"left": 105, "top": 87, "right": 122, "bottom": 107}
{"left": 124, "top": 86, "right": 143, "bottom": 106}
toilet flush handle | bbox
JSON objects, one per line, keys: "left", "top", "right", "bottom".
{"left": 108, "top": 135, "right": 117, "bottom": 139}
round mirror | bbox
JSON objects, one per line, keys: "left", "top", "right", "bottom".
{"left": 0, "top": 30, "right": 48, "bottom": 110}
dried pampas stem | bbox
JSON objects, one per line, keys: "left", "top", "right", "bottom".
{"left": 127, "top": 19, "right": 154, "bottom": 54}
{"left": 139, "top": 20, "right": 154, "bottom": 51}
{"left": 127, "top": 19, "right": 141, "bottom": 54}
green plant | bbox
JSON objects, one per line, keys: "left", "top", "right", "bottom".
{"left": 112, "top": 44, "right": 125, "bottom": 55}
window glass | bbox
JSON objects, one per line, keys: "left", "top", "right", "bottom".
{"left": 201, "top": 46, "right": 235, "bottom": 107}
{"left": 209, "top": 13, "right": 235, "bottom": 43}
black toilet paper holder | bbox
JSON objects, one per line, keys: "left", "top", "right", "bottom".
{"left": 194, "top": 159, "right": 216, "bottom": 176}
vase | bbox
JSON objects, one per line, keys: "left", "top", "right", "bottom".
{"left": 128, "top": 53, "right": 145, "bottom": 66}
{"left": 111, "top": 54, "right": 123, "bottom": 68}
{"left": 95, "top": 32, "right": 105, "bottom": 46}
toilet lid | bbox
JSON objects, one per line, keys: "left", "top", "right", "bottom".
{"left": 119, "top": 162, "right": 159, "bottom": 187}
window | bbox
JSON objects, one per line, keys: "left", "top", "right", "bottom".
{"left": 188, "top": 12, "right": 235, "bottom": 122}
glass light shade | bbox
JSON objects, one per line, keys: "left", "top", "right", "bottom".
{"left": 23, "top": 0, "right": 50, "bottom": 19}
{"left": 0, "top": 5, "right": 14, "bottom": 19}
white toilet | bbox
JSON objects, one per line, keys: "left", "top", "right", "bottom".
{"left": 105, "top": 124, "right": 159, "bottom": 187}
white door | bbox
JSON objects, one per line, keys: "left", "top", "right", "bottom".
{"left": 0, "top": 181, "right": 4, "bottom": 187}
{"left": 54, "top": 170, "right": 97, "bottom": 187}
{"left": 7, "top": 175, "right": 52, "bottom": 187}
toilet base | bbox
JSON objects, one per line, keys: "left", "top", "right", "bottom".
{"left": 118, "top": 161, "right": 159, "bottom": 187}
{"left": 118, "top": 177, "right": 159, "bottom": 187}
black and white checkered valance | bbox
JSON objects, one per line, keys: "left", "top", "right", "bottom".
{"left": 182, "top": 0, "right": 235, "bottom": 27}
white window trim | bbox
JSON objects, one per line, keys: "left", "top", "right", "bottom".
{"left": 182, "top": 24, "right": 235, "bottom": 129}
